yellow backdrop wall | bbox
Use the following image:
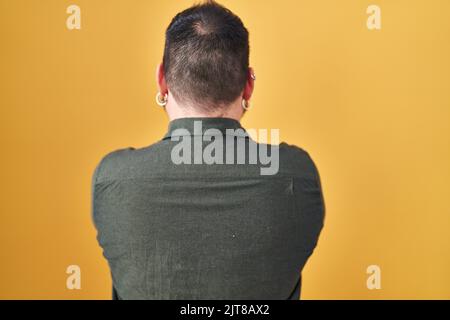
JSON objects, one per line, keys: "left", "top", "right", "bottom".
{"left": 1, "top": 0, "right": 449, "bottom": 299}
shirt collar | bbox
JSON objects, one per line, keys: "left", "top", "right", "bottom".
{"left": 163, "top": 117, "right": 246, "bottom": 140}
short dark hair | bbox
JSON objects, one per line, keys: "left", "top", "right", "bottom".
{"left": 163, "top": 0, "right": 250, "bottom": 111}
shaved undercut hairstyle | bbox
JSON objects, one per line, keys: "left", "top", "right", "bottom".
{"left": 163, "top": 0, "right": 250, "bottom": 111}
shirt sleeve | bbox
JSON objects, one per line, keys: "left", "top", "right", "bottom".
{"left": 293, "top": 152, "right": 326, "bottom": 256}
{"left": 91, "top": 159, "right": 103, "bottom": 229}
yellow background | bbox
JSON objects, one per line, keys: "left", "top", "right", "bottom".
{"left": 1, "top": 0, "right": 449, "bottom": 299}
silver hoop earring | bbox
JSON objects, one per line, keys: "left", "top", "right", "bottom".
{"left": 156, "top": 92, "right": 168, "bottom": 107}
{"left": 242, "top": 99, "right": 251, "bottom": 111}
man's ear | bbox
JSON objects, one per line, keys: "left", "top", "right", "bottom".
{"left": 243, "top": 67, "right": 255, "bottom": 101}
{"left": 156, "top": 63, "right": 168, "bottom": 94}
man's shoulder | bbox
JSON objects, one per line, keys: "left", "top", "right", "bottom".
{"left": 102, "top": 147, "right": 136, "bottom": 162}
{"left": 93, "top": 139, "right": 173, "bottom": 183}
{"left": 93, "top": 147, "right": 136, "bottom": 184}
{"left": 279, "top": 142, "right": 309, "bottom": 159}
{"left": 277, "top": 142, "right": 319, "bottom": 178}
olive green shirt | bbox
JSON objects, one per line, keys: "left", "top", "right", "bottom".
{"left": 92, "top": 117, "right": 325, "bottom": 300}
